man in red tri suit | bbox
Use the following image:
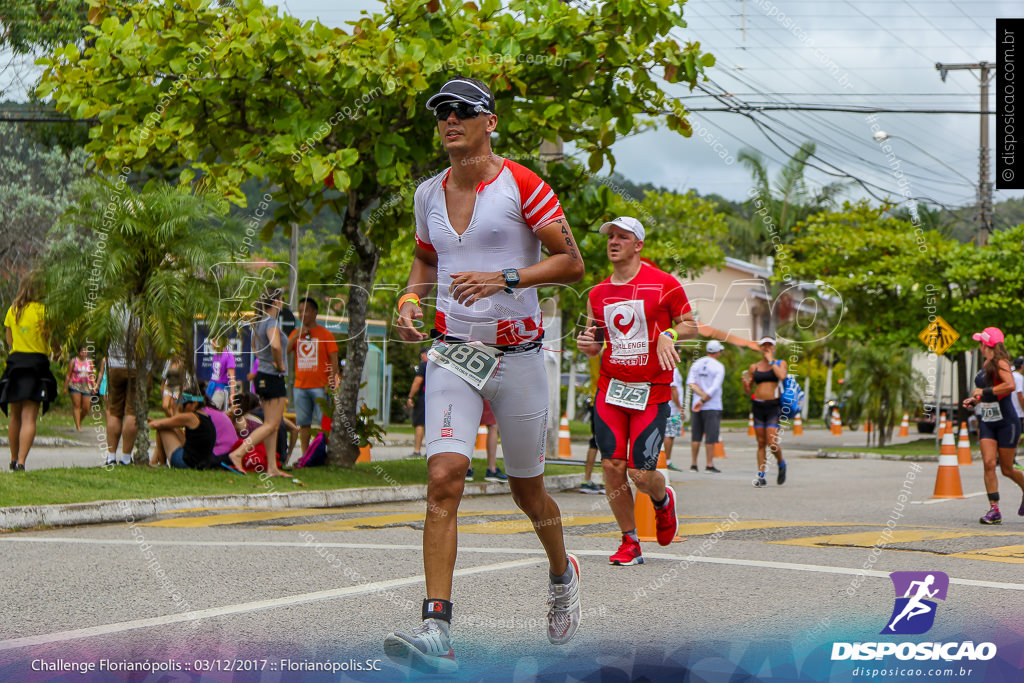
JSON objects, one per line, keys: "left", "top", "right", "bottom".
{"left": 577, "top": 216, "right": 697, "bottom": 566}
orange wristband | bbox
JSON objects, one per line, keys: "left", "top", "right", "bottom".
{"left": 397, "top": 293, "right": 421, "bottom": 312}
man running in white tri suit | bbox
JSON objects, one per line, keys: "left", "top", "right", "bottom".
{"left": 386, "top": 77, "right": 585, "bottom": 674}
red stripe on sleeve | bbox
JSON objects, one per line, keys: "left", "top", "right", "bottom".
{"left": 505, "top": 159, "right": 564, "bottom": 231}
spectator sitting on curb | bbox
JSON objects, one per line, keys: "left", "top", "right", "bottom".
{"left": 149, "top": 388, "right": 223, "bottom": 470}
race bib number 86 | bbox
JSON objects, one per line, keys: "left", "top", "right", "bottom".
{"left": 428, "top": 341, "right": 501, "bottom": 390}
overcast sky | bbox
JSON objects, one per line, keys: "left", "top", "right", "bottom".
{"left": 273, "top": 0, "right": 1021, "bottom": 209}
{"left": 4, "top": 0, "right": 1018, "bottom": 209}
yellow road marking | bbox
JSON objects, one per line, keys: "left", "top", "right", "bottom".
{"left": 772, "top": 529, "right": 1022, "bottom": 548}
{"left": 459, "top": 515, "right": 615, "bottom": 535}
{"left": 154, "top": 506, "right": 422, "bottom": 516}
{"left": 140, "top": 509, "right": 358, "bottom": 527}
{"left": 277, "top": 510, "right": 513, "bottom": 532}
{"left": 947, "top": 545, "right": 1024, "bottom": 564}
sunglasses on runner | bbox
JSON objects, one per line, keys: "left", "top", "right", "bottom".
{"left": 434, "top": 101, "right": 490, "bottom": 121}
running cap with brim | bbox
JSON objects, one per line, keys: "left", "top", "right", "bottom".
{"left": 706, "top": 340, "right": 724, "bottom": 353}
{"left": 599, "top": 216, "right": 645, "bottom": 241}
{"left": 972, "top": 327, "right": 1004, "bottom": 347}
{"left": 425, "top": 78, "right": 495, "bottom": 114}
{"left": 758, "top": 336, "right": 776, "bottom": 346}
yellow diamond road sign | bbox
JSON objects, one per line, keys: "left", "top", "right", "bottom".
{"left": 919, "top": 316, "right": 959, "bottom": 355}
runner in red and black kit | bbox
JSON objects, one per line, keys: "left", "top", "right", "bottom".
{"left": 577, "top": 217, "right": 697, "bottom": 566}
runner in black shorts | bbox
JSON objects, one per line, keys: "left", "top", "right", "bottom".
{"left": 743, "top": 336, "right": 787, "bottom": 487}
{"left": 964, "top": 327, "right": 1024, "bottom": 525}
{"left": 577, "top": 217, "right": 696, "bottom": 566}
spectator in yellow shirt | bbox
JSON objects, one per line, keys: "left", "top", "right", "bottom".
{"left": 1, "top": 274, "right": 58, "bottom": 471}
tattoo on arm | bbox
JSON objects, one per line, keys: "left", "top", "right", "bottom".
{"left": 558, "top": 223, "right": 579, "bottom": 260}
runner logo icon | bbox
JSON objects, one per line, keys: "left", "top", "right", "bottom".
{"left": 881, "top": 571, "right": 949, "bottom": 635}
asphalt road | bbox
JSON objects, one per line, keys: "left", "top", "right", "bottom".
{"left": 2, "top": 440, "right": 1023, "bottom": 682}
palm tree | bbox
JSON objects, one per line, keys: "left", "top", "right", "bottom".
{"left": 43, "top": 178, "right": 246, "bottom": 462}
{"left": 728, "top": 142, "right": 846, "bottom": 260}
{"left": 843, "top": 345, "right": 924, "bottom": 447}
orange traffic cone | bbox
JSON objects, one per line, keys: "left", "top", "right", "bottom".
{"left": 898, "top": 413, "right": 910, "bottom": 437}
{"left": 957, "top": 422, "right": 972, "bottom": 465}
{"left": 474, "top": 425, "right": 488, "bottom": 453}
{"left": 939, "top": 425, "right": 956, "bottom": 456}
{"left": 830, "top": 408, "right": 842, "bottom": 435}
{"left": 357, "top": 444, "right": 371, "bottom": 462}
{"left": 713, "top": 441, "right": 726, "bottom": 459}
{"left": 793, "top": 413, "right": 803, "bottom": 436}
{"left": 558, "top": 414, "right": 573, "bottom": 459}
{"left": 747, "top": 412, "right": 755, "bottom": 436}
{"left": 938, "top": 412, "right": 947, "bottom": 438}
{"left": 635, "top": 450, "right": 684, "bottom": 543}
{"left": 931, "top": 453, "right": 965, "bottom": 499}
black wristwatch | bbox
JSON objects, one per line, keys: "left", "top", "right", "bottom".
{"left": 502, "top": 268, "right": 520, "bottom": 294}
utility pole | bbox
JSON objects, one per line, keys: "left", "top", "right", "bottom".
{"left": 936, "top": 61, "right": 994, "bottom": 245}
{"left": 289, "top": 222, "right": 300, "bottom": 308}
{"left": 539, "top": 139, "right": 563, "bottom": 457}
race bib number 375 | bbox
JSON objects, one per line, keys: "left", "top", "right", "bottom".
{"left": 605, "top": 378, "right": 651, "bottom": 411}
{"left": 428, "top": 341, "right": 501, "bottom": 390}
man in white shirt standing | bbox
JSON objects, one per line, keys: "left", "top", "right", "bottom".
{"left": 686, "top": 340, "right": 726, "bottom": 473}
{"left": 662, "top": 365, "right": 685, "bottom": 471}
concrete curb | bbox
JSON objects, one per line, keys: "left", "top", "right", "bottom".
{"left": 0, "top": 473, "right": 584, "bottom": 532}
{"left": 816, "top": 450, "right": 939, "bottom": 462}
{"left": 0, "top": 436, "right": 92, "bottom": 448}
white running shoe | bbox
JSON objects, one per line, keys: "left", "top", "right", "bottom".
{"left": 383, "top": 618, "right": 457, "bottom": 674}
{"left": 547, "top": 554, "right": 581, "bottom": 645}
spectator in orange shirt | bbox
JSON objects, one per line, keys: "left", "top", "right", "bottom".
{"left": 287, "top": 297, "right": 341, "bottom": 456}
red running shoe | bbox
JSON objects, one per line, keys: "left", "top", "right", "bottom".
{"left": 608, "top": 534, "right": 643, "bottom": 566}
{"left": 654, "top": 486, "right": 679, "bottom": 545}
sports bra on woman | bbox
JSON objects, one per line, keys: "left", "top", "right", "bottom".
{"left": 753, "top": 367, "right": 777, "bottom": 384}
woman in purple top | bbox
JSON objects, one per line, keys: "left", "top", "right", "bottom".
{"left": 201, "top": 400, "right": 240, "bottom": 457}
{"left": 206, "top": 336, "right": 236, "bottom": 408}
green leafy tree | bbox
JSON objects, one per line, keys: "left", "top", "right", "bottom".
{"left": 946, "top": 222, "right": 1024, "bottom": 356}
{"left": 0, "top": 0, "right": 87, "bottom": 54}
{"left": 39, "top": 0, "right": 714, "bottom": 466}
{"left": 729, "top": 142, "right": 845, "bottom": 260}
{"left": 551, "top": 183, "right": 728, "bottom": 336}
{"left": 43, "top": 179, "right": 245, "bottom": 462}
{"left": 0, "top": 121, "right": 91, "bottom": 305}
{"left": 785, "top": 201, "right": 966, "bottom": 347}
{"left": 843, "top": 345, "right": 924, "bottom": 447}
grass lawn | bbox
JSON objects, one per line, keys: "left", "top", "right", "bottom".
{"left": 824, "top": 438, "right": 947, "bottom": 457}
{"left": 0, "top": 458, "right": 577, "bottom": 508}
